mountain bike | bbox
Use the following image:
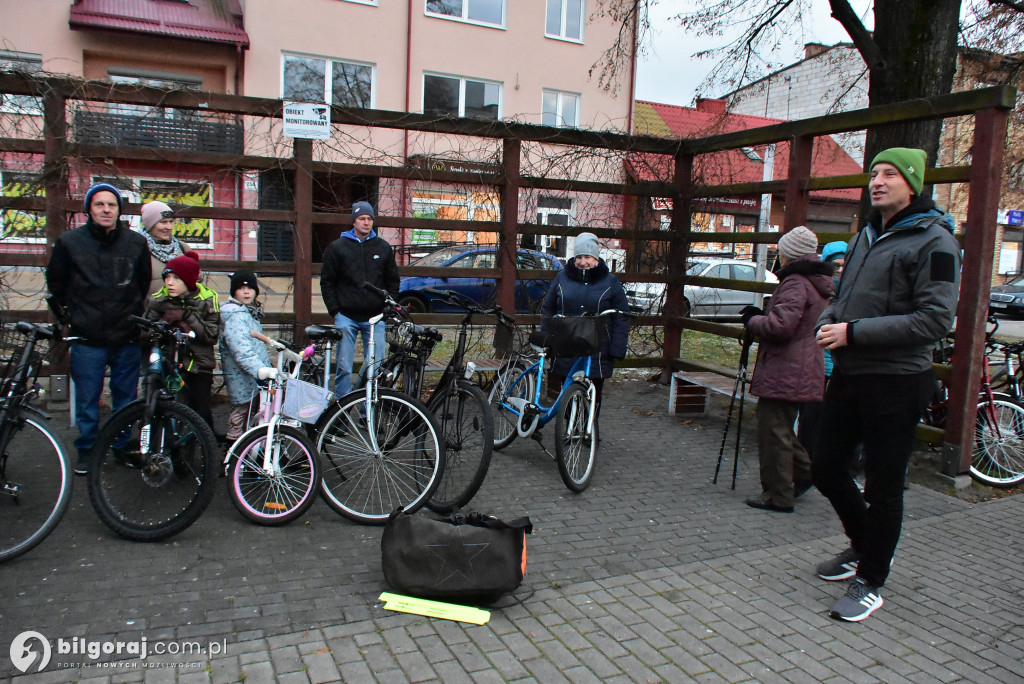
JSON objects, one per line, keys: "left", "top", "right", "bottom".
{"left": 87, "top": 316, "right": 218, "bottom": 541}
{"left": 225, "top": 332, "right": 325, "bottom": 525}
{"left": 369, "top": 286, "right": 504, "bottom": 513}
{"left": 490, "top": 310, "right": 629, "bottom": 492}
{"left": 313, "top": 294, "right": 444, "bottom": 525}
{"left": 0, "top": 318, "right": 73, "bottom": 562}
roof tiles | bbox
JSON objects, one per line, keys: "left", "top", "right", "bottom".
{"left": 69, "top": 0, "right": 248, "bottom": 46}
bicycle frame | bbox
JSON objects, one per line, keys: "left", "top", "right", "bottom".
{"left": 224, "top": 335, "right": 311, "bottom": 476}
{"left": 499, "top": 349, "right": 597, "bottom": 439}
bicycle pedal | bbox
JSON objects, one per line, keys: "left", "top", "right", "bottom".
{"left": 2, "top": 482, "right": 21, "bottom": 497}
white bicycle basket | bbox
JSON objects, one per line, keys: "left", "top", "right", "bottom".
{"left": 282, "top": 378, "right": 334, "bottom": 423}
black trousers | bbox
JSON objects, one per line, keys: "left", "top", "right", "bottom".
{"left": 811, "top": 370, "right": 936, "bottom": 587}
{"left": 180, "top": 371, "right": 216, "bottom": 433}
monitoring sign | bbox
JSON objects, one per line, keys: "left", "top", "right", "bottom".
{"left": 282, "top": 101, "right": 330, "bottom": 139}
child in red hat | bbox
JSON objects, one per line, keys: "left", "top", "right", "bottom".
{"left": 144, "top": 252, "right": 222, "bottom": 431}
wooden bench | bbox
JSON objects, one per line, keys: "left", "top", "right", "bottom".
{"left": 668, "top": 371, "right": 755, "bottom": 414}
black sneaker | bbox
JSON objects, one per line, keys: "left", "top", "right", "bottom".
{"left": 73, "top": 458, "right": 88, "bottom": 476}
{"left": 829, "top": 577, "right": 883, "bottom": 622}
{"left": 817, "top": 547, "right": 861, "bottom": 581}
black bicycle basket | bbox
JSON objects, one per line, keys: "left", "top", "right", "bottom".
{"left": 547, "top": 316, "right": 607, "bottom": 357}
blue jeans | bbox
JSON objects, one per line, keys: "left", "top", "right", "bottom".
{"left": 333, "top": 313, "right": 385, "bottom": 398}
{"left": 70, "top": 342, "right": 141, "bottom": 459}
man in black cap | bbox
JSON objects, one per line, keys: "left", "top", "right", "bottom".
{"left": 46, "top": 182, "right": 151, "bottom": 475}
{"left": 320, "top": 201, "right": 400, "bottom": 397}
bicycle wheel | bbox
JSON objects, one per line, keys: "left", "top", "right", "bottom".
{"left": 88, "top": 400, "right": 218, "bottom": 541}
{"left": 426, "top": 381, "right": 494, "bottom": 513}
{"left": 229, "top": 425, "right": 321, "bottom": 525}
{"left": 488, "top": 360, "right": 534, "bottom": 450}
{"left": 972, "top": 398, "right": 1024, "bottom": 487}
{"left": 0, "top": 412, "right": 73, "bottom": 562}
{"left": 554, "top": 381, "right": 598, "bottom": 493}
{"left": 316, "top": 388, "right": 443, "bottom": 524}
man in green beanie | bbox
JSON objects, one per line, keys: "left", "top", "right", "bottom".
{"left": 811, "top": 147, "right": 960, "bottom": 622}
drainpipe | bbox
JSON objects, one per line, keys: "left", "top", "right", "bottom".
{"left": 235, "top": 42, "right": 246, "bottom": 261}
{"left": 400, "top": 0, "right": 414, "bottom": 264}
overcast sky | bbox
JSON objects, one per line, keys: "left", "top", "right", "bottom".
{"left": 634, "top": 0, "right": 874, "bottom": 107}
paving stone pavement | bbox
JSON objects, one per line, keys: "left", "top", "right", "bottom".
{"left": 1, "top": 377, "right": 1022, "bottom": 682}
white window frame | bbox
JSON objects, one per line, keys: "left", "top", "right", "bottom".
{"left": 542, "top": 89, "right": 580, "bottom": 128}
{"left": 545, "top": 0, "right": 585, "bottom": 42}
{"left": 423, "top": 73, "right": 502, "bottom": 120}
{"left": 107, "top": 70, "right": 202, "bottom": 118}
{"left": 424, "top": 0, "right": 506, "bottom": 29}
{"left": 281, "top": 53, "right": 376, "bottom": 109}
{"left": 0, "top": 51, "right": 43, "bottom": 115}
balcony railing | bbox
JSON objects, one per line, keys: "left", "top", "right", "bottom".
{"left": 72, "top": 107, "right": 243, "bottom": 154}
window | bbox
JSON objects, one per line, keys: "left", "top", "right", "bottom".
{"left": 107, "top": 72, "right": 202, "bottom": 119}
{"left": 0, "top": 172, "right": 45, "bottom": 242}
{"left": 545, "top": 0, "right": 584, "bottom": 41}
{"left": 542, "top": 90, "right": 579, "bottom": 127}
{"left": 0, "top": 52, "right": 43, "bottom": 114}
{"left": 282, "top": 54, "right": 374, "bottom": 109}
{"left": 535, "top": 196, "right": 574, "bottom": 256}
{"left": 426, "top": 0, "right": 504, "bottom": 27}
{"left": 732, "top": 264, "right": 756, "bottom": 281}
{"left": 423, "top": 75, "right": 500, "bottom": 120}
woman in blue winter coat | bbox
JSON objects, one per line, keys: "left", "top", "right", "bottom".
{"left": 540, "top": 232, "right": 630, "bottom": 414}
{"left": 219, "top": 270, "right": 272, "bottom": 441}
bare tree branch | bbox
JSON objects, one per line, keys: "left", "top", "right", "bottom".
{"left": 828, "top": 0, "right": 884, "bottom": 71}
{"left": 990, "top": 0, "right": 1024, "bottom": 13}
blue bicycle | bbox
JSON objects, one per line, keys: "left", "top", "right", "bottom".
{"left": 490, "top": 310, "right": 627, "bottom": 492}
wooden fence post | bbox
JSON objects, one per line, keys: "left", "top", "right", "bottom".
{"left": 43, "top": 89, "right": 68, "bottom": 251}
{"left": 497, "top": 138, "right": 521, "bottom": 314}
{"left": 944, "top": 105, "right": 1009, "bottom": 475}
{"left": 662, "top": 152, "right": 693, "bottom": 374}
{"left": 292, "top": 138, "right": 313, "bottom": 340}
{"left": 783, "top": 135, "right": 813, "bottom": 231}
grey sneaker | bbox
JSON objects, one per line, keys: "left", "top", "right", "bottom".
{"left": 829, "top": 577, "right": 883, "bottom": 622}
{"left": 817, "top": 547, "right": 861, "bottom": 581}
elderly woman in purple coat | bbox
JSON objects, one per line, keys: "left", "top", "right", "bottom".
{"left": 741, "top": 226, "right": 834, "bottom": 513}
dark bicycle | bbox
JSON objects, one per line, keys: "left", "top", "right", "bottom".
{"left": 367, "top": 286, "right": 505, "bottom": 512}
{"left": 0, "top": 317, "right": 73, "bottom": 562}
{"left": 87, "top": 316, "right": 218, "bottom": 541}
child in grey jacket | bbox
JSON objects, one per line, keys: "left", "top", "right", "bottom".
{"left": 219, "top": 270, "right": 272, "bottom": 441}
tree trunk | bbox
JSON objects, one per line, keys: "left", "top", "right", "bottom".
{"left": 862, "top": 0, "right": 962, "bottom": 180}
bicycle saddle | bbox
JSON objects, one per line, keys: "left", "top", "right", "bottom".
{"left": 304, "top": 325, "right": 344, "bottom": 341}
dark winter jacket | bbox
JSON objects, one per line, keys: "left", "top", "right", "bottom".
{"left": 541, "top": 258, "right": 630, "bottom": 378}
{"left": 46, "top": 219, "right": 152, "bottom": 346}
{"left": 144, "top": 282, "right": 221, "bottom": 373}
{"left": 747, "top": 255, "right": 834, "bottom": 402}
{"left": 320, "top": 230, "right": 400, "bottom": 321}
{"left": 816, "top": 196, "right": 961, "bottom": 375}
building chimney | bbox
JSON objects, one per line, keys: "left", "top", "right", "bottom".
{"left": 694, "top": 98, "right": 727, "bottom": 114}
{"left": 805, "top": 42, "right": 827, "bottom": 59}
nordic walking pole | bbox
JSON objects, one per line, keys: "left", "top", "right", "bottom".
{"left": 730, "top": 331, "right": 755, "bottom": 489}
{"left": 714, "top": 371, "right": 743, "bottom": 484}
{"left": 714, "top": 332, "right": 748, "bottom": 484}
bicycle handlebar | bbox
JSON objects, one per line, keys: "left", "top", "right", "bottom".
{"left": 131, "top": 315, "right": 196, "bottom": 342}
{"left": 422, "top": 287, "right": 516, "bottom": 326}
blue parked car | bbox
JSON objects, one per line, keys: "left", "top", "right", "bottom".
{"left": 398, "top": 246, "right": 564, "bottom": 314}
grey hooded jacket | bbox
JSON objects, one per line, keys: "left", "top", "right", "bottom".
{"left": 816, "top": 197, "right": 960, "bottom": 376}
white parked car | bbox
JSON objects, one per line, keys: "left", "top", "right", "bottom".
{"left": 625, "top": 258, "right": 778, "bottom": 320}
